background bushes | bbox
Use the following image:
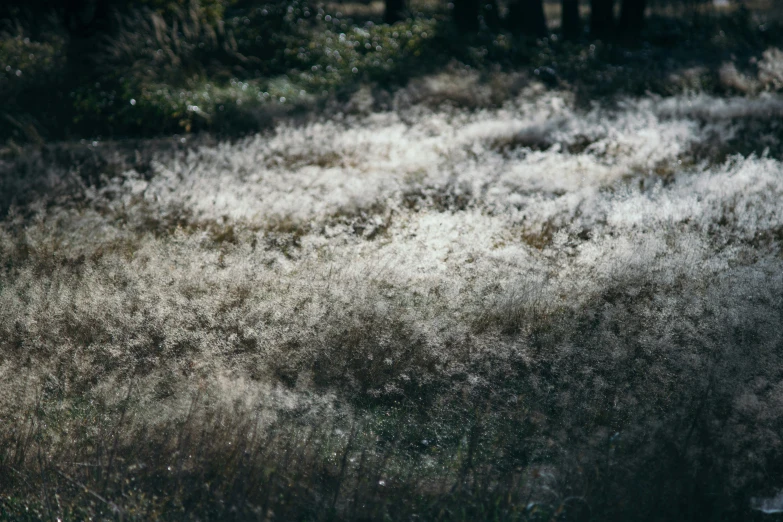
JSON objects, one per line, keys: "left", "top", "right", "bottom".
{"left": 1, "top": 0, "right": 782, "bottom": 144}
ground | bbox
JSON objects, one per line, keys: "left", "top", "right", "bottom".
{"left": 2, "top": 2, "right": 783, "bottom": 521}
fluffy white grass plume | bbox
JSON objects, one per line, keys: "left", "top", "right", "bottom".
{"left": 1, "top": 87, "right": 783, "bottom": 513}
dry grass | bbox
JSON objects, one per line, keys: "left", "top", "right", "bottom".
{"left": 3, "top": 3, "right": 783, "bottom": 519}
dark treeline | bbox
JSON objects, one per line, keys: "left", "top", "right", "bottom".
{"left": 0, "top": 0, "right": 758, "bottom": 142}
{"left": 450, "top": 0, "right": 650, "bottom": 40}
{"left": 0, "top": 0, "right": 109, "bottom": 34}
{"left": 389, "top": 0, "right": 742, "bottom": 41}
{"left": 0, "top": 0, "right": 733, "bottom": 43}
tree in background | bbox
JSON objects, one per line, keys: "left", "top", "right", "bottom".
{"left": 619, "top": 0, "right": 647, "bottom": 39}
{"left": 0, "top": 0, "right": 110, "bottom": 36}
{"left": 590, "top": 0, "right": 614, "bottom": 39}
{"left": 0, "top": 0, "right": 53, "bottom": 24}
{"left": 449, "top": 0, "right": 648, "bottom": 41}
{"left": 453, "top": 0, "right": 546, "bottom": 35}
{"left": 62, "top": 0, "right": 111, "bottom": 78}
{"left": 482, "top": 0, "right": 502, "bottom": 30}
{"left": 507, "top": 0, "right": 547, "bottom": 37}
{"left": 64, "top": 0, "right": 110, "bottom": 37}
{"left": 589, "top": 0, "right": 648, "bottom": 42}
{"left": 453, "top": 0, "right": 480, "bottom": 31}
{"left": 384, "top": 0, "right": 406, "bottom": 24}
{"left": 561, "top": 0, "right": 581, "bottom": 40}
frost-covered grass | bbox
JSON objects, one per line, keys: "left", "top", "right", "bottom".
{"left": 2, "top": 82, "right": 783, "bottom": 520}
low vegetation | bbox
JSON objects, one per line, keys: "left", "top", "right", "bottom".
{"left": 2, "top": 1, "right": 783, "bottom": 521}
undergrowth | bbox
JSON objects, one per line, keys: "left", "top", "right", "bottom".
{"left": 2, "top": 0, "right": 783, "bottom": 143}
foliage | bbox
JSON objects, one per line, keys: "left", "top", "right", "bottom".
{"left": 1, "top": 0, "right": 783, "bottom": 142}
{"left": 135, "top": 0, "right": 238, "bottom": 23}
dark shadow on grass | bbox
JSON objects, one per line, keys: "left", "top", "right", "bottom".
{"left": 2, "top": 3, "right": 781, "bottom": 146}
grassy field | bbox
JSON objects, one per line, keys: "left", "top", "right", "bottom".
{"left": 2, "top": 2, "right": 783, "bottom": 521}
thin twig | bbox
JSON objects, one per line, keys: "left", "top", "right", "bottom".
{"left": 103, "top": 379, "right": 135, "bottom": 496}
{"left": 55, "top": 466, "right": 124, "bottom": 518}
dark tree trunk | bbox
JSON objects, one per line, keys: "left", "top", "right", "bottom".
{"left": 64, "top": 0, "right": 110, "bottom": 37}
{"left": 0, "top": 2, "right": 18, "bottom": 21}
{"left": 561, "top": 0, "right": 581, "bottom": 40}
{"left": 383, "top": 0, "right": 406, "bottom": 24}
{"left": 507, "top": 0, "right": 547, "bottom": 38}
{"left": 64, "top": 0, "right": 110, "bottom": 78}
{"left": 618, "top": 0, "right": 646, "bottom": 40}
{"left": 1, "top": 0, "right": 58, "bottom": 24}
{"left": 590, "top": 0, "right": 614, "bottom": 40}
{"left": 482, "top": 0, "right": 502, "bottom": 30}
{"left": 453, "top": 0, "right": 480, "bottom": 32}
